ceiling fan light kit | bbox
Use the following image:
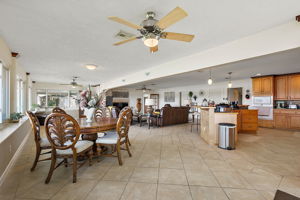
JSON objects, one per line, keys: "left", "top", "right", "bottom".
{"left": 109, "top": 7, "right": 195, "bottom": 53}
{"left": 85, "top": 64, "right": 97, "bottom": 70}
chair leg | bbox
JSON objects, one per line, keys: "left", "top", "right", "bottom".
{"left": 64, "top": 158, "right": 68, "bottom": 167}
{"left": 125, "top": 141, "right": 132, "bottom": 157}
{"left": 72, "top": 153, "right": 77, "bottom": 183}
{"left": 45, "top": 151, "right": 56, "bottom": 184}
{"left": 116, "top": 144, "right": 122, "bottom": 166}
{"left": 31, "top": 146, "right": 41, "bottom": 171}
{"left": 128, "top": 138, "right": 131, "bottom": 146}
{"left": 97, "top": 145, "right": 101, "bottom": 162}
{"left": 73, "top": 152, "right": 77, "bottom": 183}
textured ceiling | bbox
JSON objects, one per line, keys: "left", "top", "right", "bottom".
{"left": 123, "top": 48, "right": 300, "bottom": 89}
{"left": 0, "top": 0, "right": 299, "bottom": 85}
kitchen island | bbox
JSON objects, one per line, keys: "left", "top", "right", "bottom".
{"left": 200, "top": 107, "right": 238, "bottom": 145}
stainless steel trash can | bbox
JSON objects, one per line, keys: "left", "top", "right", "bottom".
{"left": 218, "top": 123, "right": 236, "bottom": 150}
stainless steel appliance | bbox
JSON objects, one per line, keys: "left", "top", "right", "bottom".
{"left": 251, "top": 96, "right": 273, "bottom": 120}
{"left": 218, "top": 123, "right": 236, "bottom": 150}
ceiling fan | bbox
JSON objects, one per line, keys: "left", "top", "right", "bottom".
{"left": 109, "top": 7, "right": 195, "bottom": 53}
{"left": 136, "top": 85, "right": 152, "bottom": 92}
{"left": 60, "top": 76, "right": 83, "bottom": 88}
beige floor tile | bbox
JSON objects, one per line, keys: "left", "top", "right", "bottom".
{"left": 278, "top": 176, "right": 300, "bottom": 197}
{"left": 130, "top": 167, "right": 159, "bottom": 183}
{"left": 77, "top": 165, "right": 110, "bottom": 180}
{"left": 159, "top": 158, "right": 183, "bottom": 169}
{"left": 85, "top": 180, "right": 127, "bottom": 200}
{"left": 213, "top": 171, "right": 253, "bottom": 189}
{"left": 185, "top": 168, "right": 219, "bottom": 187}
{"left": 204, "top": 160, "right": 235, "bottom": 172}
{"left": 157, "top": 184, "right": 192, "bottom": 200}
{"left": 224, "top": 188, "right": 265, "bottom": 200}
{"left": 103, "top": 166, "right": 134, "bottom": 181}
{"left": 159, "top": 168, "right": 188, "bottom": 185}
{"left": 50, "top": 179, "right": 97, "bottom": 200}
{"left": 120, "top": 182, "right": 157, "bottom": 200}
{"left": 190, "top": 186, "right": 229, "bottom": 200}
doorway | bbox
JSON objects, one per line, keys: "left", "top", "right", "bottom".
{"left": 227, "top": 88, "right": 243, "bottom": 104}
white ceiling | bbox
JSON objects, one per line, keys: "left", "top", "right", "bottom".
{"left": 0, "top": 0, "right": 299, "bottom": 85}
{"left": 123, "top": 48, "right": 300, "bottom": 89}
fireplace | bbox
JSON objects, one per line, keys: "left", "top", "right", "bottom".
{"left": 113, "top": 102, "right": 128, "bottom": 110}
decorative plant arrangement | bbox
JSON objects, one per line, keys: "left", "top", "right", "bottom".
{"left": 78, "top": 86, "right": 102, "bottom": 122}
{"left": 10, "top": 112, "right": 23, "bottom": 123}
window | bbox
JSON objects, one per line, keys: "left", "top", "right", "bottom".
{"left": 0, "top": 62, "right": 10, "bottom": 123}
{"left": 35, "top": 89, "right": 79, "bottom": 109}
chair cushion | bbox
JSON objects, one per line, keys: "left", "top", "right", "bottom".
{"left": 40, "top": 138, "right": 51, "bottom": 148}
{"left": 56, "top": 140, "right": 93, "bottom": 155}
{"left": 96, "top": 132, "right": 125, "bottom": 144}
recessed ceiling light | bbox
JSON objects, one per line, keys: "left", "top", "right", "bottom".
{"left": 255, "top": 73, "right": 261, "bottom": 76}
{"left": 85, "top": 64, "right": 97, "bottom": 70}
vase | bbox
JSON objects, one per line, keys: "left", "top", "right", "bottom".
{"left": 84, "top": 108, "right": 95, "bottom": 123}
{"left": 136, "top": 98, "right": 142, "bottom": 113}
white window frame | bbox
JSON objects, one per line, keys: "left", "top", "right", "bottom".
{"left": 0, "top": 62, "right": 10, "bottom": 123}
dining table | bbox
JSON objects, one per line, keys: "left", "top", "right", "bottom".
{"left": 77, "top": 117, "right": 118, "bottom": 152}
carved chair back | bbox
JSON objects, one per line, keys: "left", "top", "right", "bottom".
{"left": 95, "top": 107, "right": 105, "bottom": 119}
{"left": 104, "top": 107, "right": 112, "bottom": 118}
{"left": 116, "top": 107, "right": 132, "bottom": 140}
{"left": 45, "top": 113, "right": 80, "bottom": 150}
{"left": 26, "top": 111, "right": 41, "bottom": 144}
{"left": 52, "top": 107, "right": 66, "bottom": 114}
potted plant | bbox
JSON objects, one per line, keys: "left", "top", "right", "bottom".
{"left": 31, "top": 104, "right": 40, "bottom": 112}
{"left": 188, "top": 91, "right": 193, "bottom": 100}
{"left": 10, "top": 112, "right": 23, "bottom": 123}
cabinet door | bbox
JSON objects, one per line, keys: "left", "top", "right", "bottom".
{"left": 261, "top": 77, "right": 273, "bottom": 95}
{"left": 252, "top": 78, "right": 261, "bottom": 96}
{"left": 274, "top": 114, "right": 287, "bottom": 129}
{"left": 275, "top": 76, "right": 288, "bottom": 100}
{"left": 288, "top": 74, "right": 300, "bottom": 100}
{"left": 288, "top": 115, "right": 300, "bottom": 129}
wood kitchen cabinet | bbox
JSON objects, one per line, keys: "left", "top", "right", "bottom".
{"left": 274, "top": 74, "right": 300, "bottom": 100}
{"left": 252, "top": 76, "right": 273, "bottom": 96}
{"left": 274, "top": 76, "right": 288, "bottom": 100}
{"left": 288, "top": 115, "right": 300, "bottom": 129}
{"left": 274, "top": 114, "right": 287, "bottom": 129}
{"left": 288, "top": 74, "right": 300, "bottom": 100}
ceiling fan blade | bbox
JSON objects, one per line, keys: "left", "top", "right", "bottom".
{"left": 60, "top": 84, "right": 72, "bottom": 86}
{"left": 90, "top": 84, "right": 100, "bottom": 87}
{"left": 113, "top": 37, "right": 138, "bottom": 46}
{"left": 156, "top": 7, "right": 188, "bottom": 30}
{"left": 108, "top": 16, "right": 142, "bottom": 29}
{"left": 161, "top": 32, "right": 194, "bottom": 42}
{"left": 150, "top": 45, "right": 158, "bottom": 53}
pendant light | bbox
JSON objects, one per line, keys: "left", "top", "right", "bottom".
{"left": 227, "top": 72, "right": 232, "bottom": 88}
{"left": 208, "top": 69, "right": 213, "bottom": 85}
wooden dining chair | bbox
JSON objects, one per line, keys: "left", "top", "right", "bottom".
{"left": 96, "top": 109, "right": 132, "bottom": 165}
{"left": 52, "top": 107, "right": 66, "bottom": 114}
{"left": 26, "top": 111, "right": 52, "bottom": 171}
{"left": 44, "top": 113, "right": 94, "bottom": 183}
{"left": 94, "top": 107, "right": 105, "bottom": 119}
{"left": 119, "top": 107, "right": 132, "bottom": 146}
{"left": 104, "top": 107, "right": 112, "bottom": 118}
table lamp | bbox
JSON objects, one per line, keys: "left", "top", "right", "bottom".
{"left": 145, "top": 99, "right": 155, "bottom": 114}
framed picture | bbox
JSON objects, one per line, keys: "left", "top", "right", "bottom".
{"left": 164, "top": 92, "right": 175, "bottom": 102}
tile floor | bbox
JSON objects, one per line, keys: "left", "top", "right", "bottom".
{"left": 1, "top": 124, "right": 300, "bottom": 200}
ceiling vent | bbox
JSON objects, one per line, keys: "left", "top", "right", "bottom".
{"left": 115, "top": 30, "right": 136, "bottom": 40}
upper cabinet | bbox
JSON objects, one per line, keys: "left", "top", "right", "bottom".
{"left": 252, "top": 76, "right": 273, "bottom": 96}
{"left": 274, "top": 74, "right": 300, "bottom": 100}
{"left": 275, "top": 76, "right": 288, "bottom": 100}
{"left": 288, "top": 74, "right": 300, "bottom": 100}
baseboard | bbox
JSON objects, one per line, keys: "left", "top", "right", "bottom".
{"left": 0, "top": 129, "right": 31, "bottom": 187}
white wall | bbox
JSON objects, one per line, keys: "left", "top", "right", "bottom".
{"left": 156, "top": 78, "right": 252, "bottom": 107}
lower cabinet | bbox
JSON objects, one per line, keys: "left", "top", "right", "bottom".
{"left": 274, "top": 114, "right": 287, "bottom": 129}
{"left": 258, "top": 119, "right": 274, "bottom": 128}
{"left": 273, "top": 109, "right": 300, "bottom": 130}
{"left": 288, "top": 115, "right": 300, "bottom": 129}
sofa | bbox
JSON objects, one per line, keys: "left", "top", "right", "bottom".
{"left": 159, "top": 106, "right": 189, "bottom": 126}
